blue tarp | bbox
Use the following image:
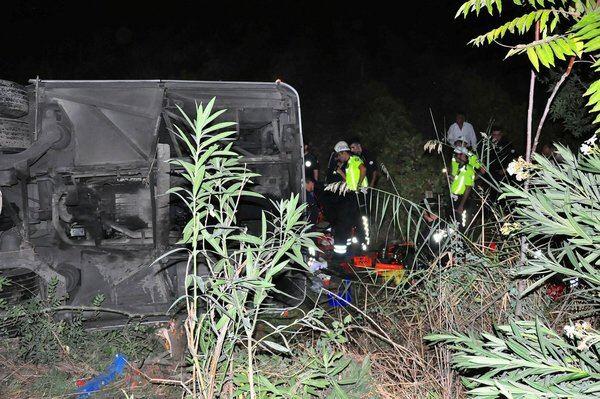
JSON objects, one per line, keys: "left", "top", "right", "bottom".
{"left": 76, "top": 353, "right": 128, "bottom": 398}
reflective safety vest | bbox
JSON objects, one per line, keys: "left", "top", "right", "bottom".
{"left": 451, "top": 155, "right": 477, "bottom": 195}
{"left": 346, "top": 155, "right": 368, "bottom": 191}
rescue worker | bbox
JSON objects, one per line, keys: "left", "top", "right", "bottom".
{"left": 449, "top": 146, "right": 484, "bottom": 227}
{"left": 325, "top": 146, "right": 343, "bottom": 184}
{"left": 304, "top": 142, "right": 319, "bottom": 182}
{"left": 335, "top": 141, "right": 368, "bottom": 192}
{"left": 541, "top": 142, "right": 564, "bottom": 163}
{"left": 322, "top": 142, "right": 346, "bottom": 230}
{"left": 331, "top": 141, "right": 369, "bottom": 255}
{"left": 489, "top": 126, "right": 515, "bottom": 183}
{"left": 349, "top": 138, "right": 379, "bottom": 187}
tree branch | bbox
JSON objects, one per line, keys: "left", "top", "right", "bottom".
{"left": 518, "top": 21, "right": 540, "bottom": 318}
{"left": 41, "top": 306, "right": 167, "bottom": 319}
{"left": 525, "top": 72, "right": 536, "bottom": 161}
{"left": 532, "top": 56, "right": 576, "bottom": 155}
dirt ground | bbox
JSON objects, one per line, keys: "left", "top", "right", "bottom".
{"left": 0, "top": 340, "right": 182, "bottom": 399}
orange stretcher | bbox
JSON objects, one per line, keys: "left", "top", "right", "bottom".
{"left": 352, "top": 253, "right": 406, "bottom": 285}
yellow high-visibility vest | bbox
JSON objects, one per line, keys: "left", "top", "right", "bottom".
{"left": 450, "top": 153, "right": 480, "bottom": 195}
{"left": 451, "top": 162, "right": 475, "bottom": 195}
{"left": 346, "top": 155, "right": 368, "bottom": 191}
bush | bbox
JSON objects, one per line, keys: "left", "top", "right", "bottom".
{"left": 350, "top": 83, "right": 444, "bottom": 201}
{"left": 428, "top": 144, "right": 600, "bottom": 397}
{"left": 427, "top": 319, "right": 600, "bottom": 398}
{"left": 503, "top": 145, "right": 600, "bottom": 312}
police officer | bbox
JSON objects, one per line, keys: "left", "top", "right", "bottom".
{"left": 336, "top": 142, "right": 368, "bottom": 191}
{"left": 332, "top": 141, "right": 369, "bottom": 255}
{"left": 449, "top": 146, "right": 484, "bottom": 227}
{"left": 350, "top": 138, "right": 379, "bottom": 187}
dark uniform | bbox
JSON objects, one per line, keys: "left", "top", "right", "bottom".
{"left": 304, "top": 152, "right": 319, "bottom": 181}
{"left": 325, "top": 152, "right": 343, "bottom": 184}
{"left": 331, "top": 155, "right": 368, "bottom": 254}
{"left": 358, "top": 148, "right": 378, "bottom": 186}
{"left": 489, "top": 138, "right": 515, "bottom": 184}
{"left": 322, "top": 153, "right": 344, "bottom": 232}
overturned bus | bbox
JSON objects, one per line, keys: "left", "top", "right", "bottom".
{"left": 0, "top": 79, "right": 306, "bottom": 321}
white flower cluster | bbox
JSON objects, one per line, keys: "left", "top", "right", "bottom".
{"left": 563, "top": 324, "right": 576, "bottom": 339}
{"left": 580, "top": 134, "right": 599, "bottom": 156}
{"left": 423, "top": 140, "right": 443, "bottom": 154}
{"left": 563, "top": 321, "right": 598, "bottom": 351}
{"left": 506, "top": 156, "right": 533, "bottom": 181}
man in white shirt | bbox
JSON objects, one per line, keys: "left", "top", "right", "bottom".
{"left": 447, "top": 112, "right": 477, "bottom": 149}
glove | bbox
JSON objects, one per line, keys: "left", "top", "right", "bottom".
{"left": 360, "top": 187, "right": 369, "bottom": 194}
{"left": 451, "top": 194, "right": 458, "bottom": 202}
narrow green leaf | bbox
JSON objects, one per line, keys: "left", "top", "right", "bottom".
{"left": 527, "top": 47, "right": 540, "bottom": 71}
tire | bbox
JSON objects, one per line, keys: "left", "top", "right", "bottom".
{"left": 0, "top": 117, "right": 32, "bottom": 149}
{"left": 0, "top": 268, "right": 41, "bottom": 306}
{"left": 56, "top": 263, "right": 81, "bottom": 296}
{"left": 0, "top": 268, "right": 41, "bottom": 336}
{"left": 0, "top": 80, "right": 29, "bottom": 119}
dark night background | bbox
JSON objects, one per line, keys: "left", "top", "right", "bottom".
{"left": 3, "top": 0, "right": 558, "bottom": 157}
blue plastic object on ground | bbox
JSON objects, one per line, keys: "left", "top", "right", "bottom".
{"left": 327, "top": 278, "right": 352, "bottom": 307}
{"left": 77, "top": 353, "right": 128, "bottom": 398}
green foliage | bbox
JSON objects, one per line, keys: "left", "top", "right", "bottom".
{"left": 0, "top": 275, "right": 9, "bottom": 310}
{"left": 29, "top": 368, "right": 75, "bottom": 397}
{"left": 233, "top": 339, "right": 373, "bottom": 398}
{"left": 92, "top": 323, "right": 160, "bottom": 359}
{"left": 457, "top": 0, "right": 600, "bottom": 130}
{"left": 168, "top": 99, "right": 338, "bottom": 397}
{"left": 427, "top": 319, "right": 600, "bottom": 398}
{"left": 456, "top": 0, "right": 505, "bottom": 17}
{"left": 91, "top": 293, "right": 106, "bottom": 307}
{"left": 327, "top": 314, "right": 353, "bottom": 345}
{"left": 548, "top": 72, "right": 595, "bottom": 137}
{"left": 469, "top": 9, "right": 564, "bottom": 46}
{"left": 502, "top": 145, "right": 600, "bottom": 310}
{"left": 430, "top": 144, "right": 600, "bottom": 397}
{"left": 0, "top": 278, "right": 83, "bottom": 363}
{"left": 350, "top": 84, "right": 444, "bottom": 202}
{"left": 0, "top": 276, "right": 159, "bottom": 365}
